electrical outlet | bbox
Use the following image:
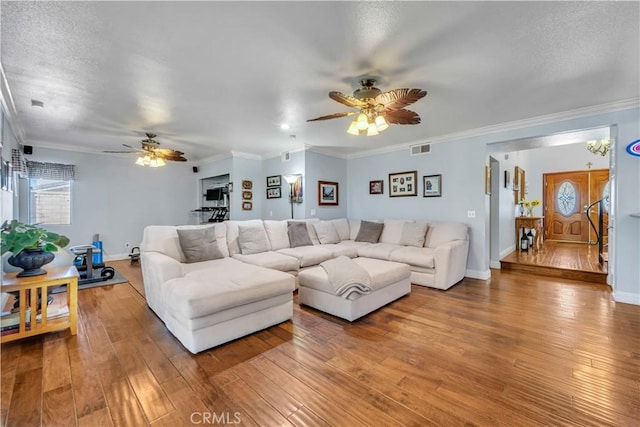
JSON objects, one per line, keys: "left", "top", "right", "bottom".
{"left": 467, "top": 210, "right": 476, "bottom": 218}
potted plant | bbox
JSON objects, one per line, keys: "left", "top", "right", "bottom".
{"left": 1, "top": 220, "right": 70, "bottom": 277}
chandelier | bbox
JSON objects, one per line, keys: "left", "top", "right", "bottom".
{"left": 135, "top": 153, "right": 166, "bottom": 167}
{"left": 586, "top": 139, "right": 611, "bottom": 156}
{"left": 346, "top": 109, "right": 389, "bottom": 136}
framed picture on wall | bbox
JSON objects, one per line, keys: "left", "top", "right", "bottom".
{"left": 388, "top": 171, "right": 417, "bottom": 197}
{"left": 266, "top": 175, "right": 281, "bottom": 187}
{"left": 242, "top": 191, "right": 252, "bottom": 200}
{"left": 423, "top": 174, "right": 442, "bottom": 197}
{"left": 318, "top": 181, "right": 339, "bottom": 206}
{"left": 242, "top": 201, "right": 253, "bottom": 211}
{"left": 369, "top": 180, "right": 383, "bottom": 195}
{"left": 266, "top": 187, "right": 281, "bottom": 199}
{"left": 242, "top": 180, "right": 253, "bottom": 190}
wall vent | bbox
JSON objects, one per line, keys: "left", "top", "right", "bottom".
{"left": 281, "top": 151, "right": 291, "bottom": 162}
{"left": 410, "top": 143, "right": 431, "bottom": 156}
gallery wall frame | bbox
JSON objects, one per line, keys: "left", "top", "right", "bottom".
{"left": 369, "top": 180, "right": 383, "bottom": 195}
{"left": 318, "top": 180, "right": 339, "bottom": 206}
{"left": 266, "top": 175, "right": 281, "bottom": 187}
{"left": 423, "top": 174, "right": 442, "bottom": 197}
{"left": 266, "top": 187, "right": 281, "bottom": 199}
{"left": 388, "top": 171, "right": 417, "bottom": 197}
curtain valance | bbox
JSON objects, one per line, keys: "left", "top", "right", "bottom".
{"left": 26, "top": 160, "right": 75, "bottom": 181}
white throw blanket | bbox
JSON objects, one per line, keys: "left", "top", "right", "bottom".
{"left": 320, "top": 256, "right": 372, "bottom": 300}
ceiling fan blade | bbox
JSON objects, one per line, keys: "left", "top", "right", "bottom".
{"left": 122, "top": 143, "right": 139, "bottom": 150}
{"left": 103, "top": 150, "right": 137, "bottom": 154}
{"left": 307, "top": 111, "right": 355, "bottom": 122}
{"left": 376, "top": 88, "right": 427, "bottom": 111}
{"left": 329, "top": 91, "right": 367, "bottom": 108}
{"left": 156, "top": 148, "right": 185, "bottom": 156}
{"left": 384, "top": 109, "right": 422, "bottom": 125}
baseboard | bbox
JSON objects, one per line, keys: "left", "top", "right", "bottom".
{"left": 500, "top": 245, "right": 516, "bottom": 259}
{"left": 489, "top": 260, "right": 501, "bottom": 269}
{"left": 104, "top": 253, "right": 129, "bottom": 262}
{"left": 613, "top": 291, "right": 640, "bottom": 306}
{"left": 465, "top": 269, "right": 491, "bottom": 280}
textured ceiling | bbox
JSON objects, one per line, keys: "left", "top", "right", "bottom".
{"left": 1, "top": 1, "right": 638, "bottom": 161}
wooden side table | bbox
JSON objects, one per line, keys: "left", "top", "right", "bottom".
{"left": 1, "top": 266, "right": 79, "bottom": 343}
{"left": 515, "top": 216, "right": 544, "bottom": 251}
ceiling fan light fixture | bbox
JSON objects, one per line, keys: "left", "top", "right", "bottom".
{"left": 366, "top": 122, "right": 379, "bottom": 136}
{"left": 586, "top": 139, "right": 611, "bottom": 156}
{"left": 357, "top": 113, "right": 369, "bottom": 130}
{"left": 375, "top": 115, "right": 389, "bottom": 132}
{"left": 347, "top": 120, "right": 360, "bottom": 135}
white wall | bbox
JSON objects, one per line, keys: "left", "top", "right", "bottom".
{"left": 261, "top": 151, "right": 305, "bottom": 220}
{"left": 304, "top": 150, "right": 347, "bottom": 220}
{"left": 231, "top": 156, "right": 263, "bottom": 220}
{"left": 347, "top": 141, "right": 487, "bottom": 278}
{"left": 20, "top": 148, "right": 195, "bottom": 260}
{"left": 1, "top": 107, "right": 19, "bottom": 225}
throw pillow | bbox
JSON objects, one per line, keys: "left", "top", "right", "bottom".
{"left": 399, "top": 222, "right": 429, "bottom": 247}
{"left": 238, "top": 224, "right": 270, "bottom": 255}
{"left": 176, "top": 227, "right": 223, "bottom": 263}
{"left": 313, "top": 221, "right": 341, "bottom": 244}
{"left": 288, "top": 221, "right": 313, "bottom": 248}
{"left": 355, "top": 220, "right": 384, "bottom": 243}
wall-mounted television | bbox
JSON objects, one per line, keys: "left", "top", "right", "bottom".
{"left": 205, "top": 188, "right": 223, "bottom": 201}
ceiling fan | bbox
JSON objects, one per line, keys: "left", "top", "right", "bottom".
{"left": 307, "top": 78, "right": 427, "bottom": 136}
{"left": 104, "top": 133, "right": 187, "bottom": 167}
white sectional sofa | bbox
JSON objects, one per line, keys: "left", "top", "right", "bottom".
{"left": 140, "top": 217, "right": 469, "bottom": 352}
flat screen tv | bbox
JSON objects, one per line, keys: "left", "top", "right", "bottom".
{"left": 206, "top": 188, "right": 223, "bottom": 201}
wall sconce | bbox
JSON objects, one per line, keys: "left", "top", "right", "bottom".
{"left": 586, "top": 139, "right": 611, "bottom": 156}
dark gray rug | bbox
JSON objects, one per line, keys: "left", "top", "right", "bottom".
{"left": 51, "top": 268, "right": 129, "bottom": 293}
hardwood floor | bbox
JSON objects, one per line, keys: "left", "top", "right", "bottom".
{"left": 501, "top": 241, "right": 608, "bottom": 284}
{"left": 2, "top": 261, "right": 638, "bottom": 426}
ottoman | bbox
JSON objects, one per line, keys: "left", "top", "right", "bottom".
{"left": 298, "top": 257, "right": 411, "bottom": 321}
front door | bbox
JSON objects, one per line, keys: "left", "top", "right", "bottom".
{"left": 543, "top": 169, "right": 609, "bottom": 243}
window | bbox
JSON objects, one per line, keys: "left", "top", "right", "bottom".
{"left": 29, "top": 178, "right": 71, "bottom": 225}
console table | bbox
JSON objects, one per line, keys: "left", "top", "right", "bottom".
{"left": 515, "top": 216, "right": 544, "bottom": 251}
{"left": 1, "top": 266, "right": 79, "bottom": 343}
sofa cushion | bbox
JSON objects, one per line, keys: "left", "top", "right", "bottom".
{"left": 263, "top": 220, "right": 290, "bottom": 250}
{"left": 318, "top": 243, "right": 358, "bottom": 258}
{"left": 399, "top": 222, "right": 429, "bottom": 248}
{"left": 238, "top": 223, "right": 271, "bottom": 255}
{"left": 290, "top": 218, "right": 321, "bottom": 245}
{"left": 142, "top": 224, "right": 229, "bottom": 263}
{"left": 349, "top": 219, "right": 361, "bottom": 240}
{"left": 357, "top": 243, "right": 403, "bottom": 260}
{"left": 226, "top": 220, "right": 265, "bottom": 256}
{"left": 165, "top": 258, "right": 295, "bottom": 320}
{"left": 176, "top": 227, "right": 224, "bottom": 263}
{"left": 380, "top": 219, "right": 412, "bottom": 244}
{"left": 389, "top": 246, "right": 436, "bottom": 269}
{"left": 313, "top": 221, "right": 340, "bottom": 244}
{"left": 277, "top": 246, "right": 333, "bottom": 267}
{"left": 424, "top": 222, "right": 468, "bottom": 248}
{"left": 355, "top": 220, "right": 384, "bottom": 243}
{"left": 288, "top": 221, "right": 313, "bottom": 247}
{"left": 331, "top": 218, "right": 350, "bottom": 241}
{"left": 232, "top": 251, "right": 300, "bottom": 272}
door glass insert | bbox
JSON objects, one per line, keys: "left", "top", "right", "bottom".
{"left": 556, "top": 181, "right": 576, "bottom": 216}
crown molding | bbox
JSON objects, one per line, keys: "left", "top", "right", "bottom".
{"left": 346, "top": 98, "right": 640, "bottom": 159}
{"left": 196, "top": 152, "right": 233, "bottom": 165}
{"left": 261, "top": 145, "right": 308, "bottom": 161}
{"left": 305, "top": 146, "right": 350, "bottom": 160}
{"left": 230, "top": 150, "right": 262, "bottom": 161}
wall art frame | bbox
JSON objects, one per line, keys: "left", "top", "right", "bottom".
{"left": 266, "top": 187, "right": 281, "bottom": 199}
{"left": 318, "top": 181, "right": 339, "bottom": 206}
{"left": 369, "top": 180, "right": 384, "bottom": 195}
{"left": 266, "top": 175, "right": 281, "bottom": 187}
{"left": 423, "top": 174, "right": 442, "bottom": 197}
{"left": 388, "top": 171, "right": 417, "bottom": 197}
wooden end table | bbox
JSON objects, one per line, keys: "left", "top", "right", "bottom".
{"left": 1, "top": 266, "right": 79, "bottom": 343}
{"left": 515, "top": 216, "right": 544, "bottom": 251}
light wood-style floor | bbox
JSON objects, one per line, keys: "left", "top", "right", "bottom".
{"left": 501, "top": 241, "right": 608, "bottom": 284}
{"left": 2, "top": 260, "right": 638, "bottom": 426}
